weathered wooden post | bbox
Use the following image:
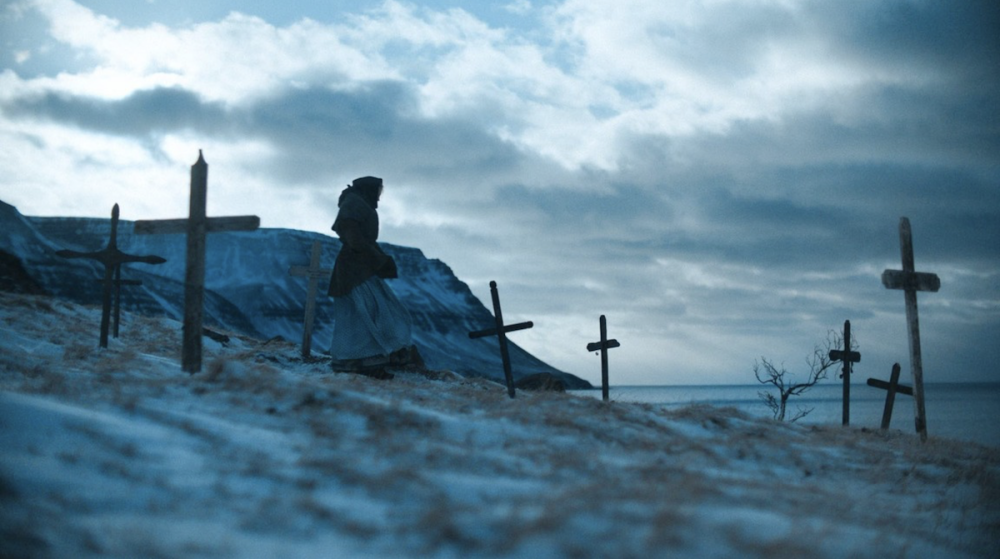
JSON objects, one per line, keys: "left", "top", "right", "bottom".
{"left": 56, "top": 203, "right": 166, "bottom": 347}
{"left": 586, "top": 315, "right": 620, "bottom": 402}
{"left": 288, "top": 240, "right": 332, "bottom": 359}
{"left": 828, "top": 319, "right": 861, "bottom": 426}
{"left": 134, "top": 151, "right": 260, "bottom": 374}
{"left": 881, "top": 217, "right": 940, "bottom": 442}
{"left": 99, "top": 271, "right": 142, "bottom": 338}
{"left": 867, "top": 363, "right": 914, "bottom": 430}
{"left": 468, "top": 281, "right": 533, "bottom": 399}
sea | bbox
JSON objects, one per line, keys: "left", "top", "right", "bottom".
{"left": 569, "top": 383, "right": 1000, "bottom": 448}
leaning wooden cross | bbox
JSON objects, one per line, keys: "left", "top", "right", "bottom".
{"left": 134, "top": 151, "right": 260, "bottom": 374}
{"left": 586, "top": 314, "right": 620, "bottom": 402}
{"left": 288, "top": 240, "right": 332, "bottom": 359}
{"left": 867, "top": 363, "right": 913, "bottom": 430}
{"left": 468, "top": 281, "right": 533, "bottom": 399}
{"left": 828, "top": 319, "right": 861, "bottom": 426}
{"left": 881, "top": 217, "right": 940, "bottom": 442}
{"left": 56, "top": 203, "right": 166, "bottom": 348}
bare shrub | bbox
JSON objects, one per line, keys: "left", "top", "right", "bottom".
{"left": 754, "top": 329, "right": 852, "bottom": 422}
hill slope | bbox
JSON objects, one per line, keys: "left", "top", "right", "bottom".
{"left": 1, "top": 291, "right": 998, "bottom": 558}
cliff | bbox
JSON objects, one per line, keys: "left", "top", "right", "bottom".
{"left": 0, "top": 200, "right": 589, "bottom": 388}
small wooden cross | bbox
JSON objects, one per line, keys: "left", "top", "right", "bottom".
{"left": 56, "top": 203, "right": 166, "bottom": 348}
{"left": 468, "top": 281, "right": 533, "bottom": 399}
{"left": 288, "top": 240, "right": 332, "bottom": 359}
{"left": 881, "top": 217, "right": 940, "bottom": 442}
{"left": 867, "top": 363, "right": 914, "bottom": 430}
{"left": 586, "top": 314, "right": 620, "bottom": 402}
{"left": 134, "top": 151, "right": 260, "bottom": 374}
{"left": 828, "top": 319, "right": 861, "bottom": 426}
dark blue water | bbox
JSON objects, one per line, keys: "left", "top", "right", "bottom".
{"left": 570, "top": 383, "right": 1000, "bottom": 448}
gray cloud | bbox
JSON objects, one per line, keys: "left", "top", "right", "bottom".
{"left": 3, "top": 87, "right": 230, "bottom": 136}
{"left": 2, "top": 0, "right": 996, "bottom": 383}
{"left": 831, "top": 0, "right": 1000, "bottom": 78}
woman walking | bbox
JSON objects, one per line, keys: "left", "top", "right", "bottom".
{"left": 327, "top": 176, "right": 414, "bottom": 378}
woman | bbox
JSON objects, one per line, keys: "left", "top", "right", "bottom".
{"left": 327, "top": 176, "right": 413, "bottom": 378}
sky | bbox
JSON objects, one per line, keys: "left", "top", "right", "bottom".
{"left": 1, "top": 0, "right": 997, "bottom": 386}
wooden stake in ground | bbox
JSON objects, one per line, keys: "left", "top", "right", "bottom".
{"left": 288, "top": 240, "right": 332, "bottom": 359}
{"left": 586, "top": 315, "right": 620, "bottom": 402}
{"left": 134, "top": 151, "right": 260, "bottom": 374}
{"left": 56, "top": 203, "right": 166, "bottom": 348}
{"left": 881, "top": 217, "right": 940, "bottom": 442}
{"left": 469, "top": 281, "right": 533, "bottom": 399}
{"left": 867, "top": 363, "right": 913, "bottom": 430}
{"left": 828, "top": 319, "right": 861, "bottom": 426}
{"left": 97, "top": 272, "right": 142, "bottom": 339}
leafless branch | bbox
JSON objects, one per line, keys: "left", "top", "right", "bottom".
{"left": 754, "top": 329, "right": 852, "bottom": 422}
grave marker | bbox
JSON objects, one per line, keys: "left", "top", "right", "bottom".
{"left": 288, "top": 240, "right": 332, "bottom": 359}
{"left": 94, "top": 273, "right": 142, "bottom": 339}
{"left": 881, "top": 217, "right": 939, "bottom": 442}
{"left": 586, "top": 315, "right": 620, "bottom": 402}
{"left": 828, "top": 319, "right": 861, "bottom": 426}
{"left": 468, "top": 281, "right": 533, "bottom": 399}
{"left": 134, "top": 151, "right": 260, "bottom": 374}
{"left": 56, "top": 203, "right": 166, "bottom": 348}
{"left": 867, "top": 363, "right": 913, "bottom": 430}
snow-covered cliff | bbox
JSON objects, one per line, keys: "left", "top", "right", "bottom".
{"left": 0, "top": 200, "right": 589, "bottom": 387}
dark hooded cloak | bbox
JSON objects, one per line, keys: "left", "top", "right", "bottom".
{"left": 327, "top": 176, "right": 397, "bottom": 297}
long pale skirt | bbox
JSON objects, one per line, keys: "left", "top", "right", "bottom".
{"left": 329, "top": 276, "right": 412, "bottom": 361}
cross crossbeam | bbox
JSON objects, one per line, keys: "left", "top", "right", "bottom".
{"left": 56, "top": 203, "right": 166, "bottom": 347}
{"left": 134, "top": 151, "right": 260, "bottom": 374}
{"left": 586, "top": 314, "right": 620, "bottom": 402}
{"left": 468, "top": 280, "right": 533, "bottom": 398}
{"left": 828, "top": 319, "right": 861, "bottom": 426}
{"left": 881, "top": 217, "right": 939, "bottom": 441}
{"left": 288, "top": 241, "right": 332, "bottom": 359}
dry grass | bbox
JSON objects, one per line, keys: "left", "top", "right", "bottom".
{"left": 2, "top": 291, "right": 999, "bottom": 558}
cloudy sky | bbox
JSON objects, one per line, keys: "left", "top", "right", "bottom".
{"left": 1, "top": 0, "right": 997, "bottom": 386}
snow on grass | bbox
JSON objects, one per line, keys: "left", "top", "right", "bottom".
{"left": 1, "top": 291, "right": 998, "bottom": 558}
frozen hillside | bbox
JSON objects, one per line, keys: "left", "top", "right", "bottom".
{"left": 1, "top": 291, "right": 998, "bottom": 558}
{"left": 0, "top": 200, "right": 587, "bottom": 388}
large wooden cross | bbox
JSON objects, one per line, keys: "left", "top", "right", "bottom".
{"left": 867, "top": 363, "right": 913, "bottom": 430}
{"left": 56, "top": 203, "right": 166, "bottom": 348}
{"left": 881, "top": 217, "right": 940, "bottom": 442}
{"left": 828, "top": 319, "right": 861, "bottom": 426}
{"left": 586, "top": 314, "right": 620, "bottom": 402}
{"left": 468, "top": 280, "right": 533, "bottom": 399}
{"left": 288, "top": 240, "right": 332, "bottom": 359}
{"left": 134, "top": 151, "right": 260, "bottom": 374}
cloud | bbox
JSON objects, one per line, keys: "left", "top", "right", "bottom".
{"left": 1, "top": 0, "right": 997, "bottom": 383}
{"left": 3, "top": 86, "right": 229, "bottom": 136}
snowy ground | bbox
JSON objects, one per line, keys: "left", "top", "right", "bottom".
{"left": 1, "top": 292, "right": 998, "bottom": 558}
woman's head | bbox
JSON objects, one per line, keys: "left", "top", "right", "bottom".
{"left": 353, "top": 176, "right": 383, "bottom": 207}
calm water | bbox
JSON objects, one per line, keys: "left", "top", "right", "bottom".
{"left": 570, "top": 383, "right": 1000, "bottom": 448}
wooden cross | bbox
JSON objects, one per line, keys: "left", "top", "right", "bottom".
{"left": 93, "top": 274, "right": 142, "bottom": 339}
{"left": 867, "top": 363, "right": 914, "bottom": 430}
{"left": 881, "top": 217, "right": 940, "bottom": 442}
{"left": 828, "top": 319, "right": 861, "bottom": 426}
{"left": 586, "top": 314, "right": 620, "bottom": 402}
{"left": 134, "top": 151, "right": 260, "bottom": 374}
{"left": 468, "top": 280, "right": 533, "bottom": 399}
{"left": 288, "top": 240, "right": 332, "bottom": 359}
{"left": 56, "top": 203, "right": 166, "bottom": 348}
